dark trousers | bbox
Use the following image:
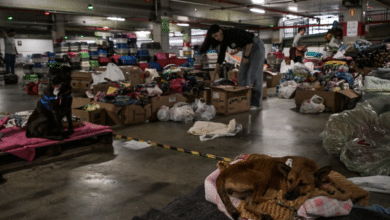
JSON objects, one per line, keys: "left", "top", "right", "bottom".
{"left": 5, "top": 54, "right": 16, "bottom": 75}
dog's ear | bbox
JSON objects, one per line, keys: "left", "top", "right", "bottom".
{"left": 314, "top": 166, "right": 332, "bottom": 183}
{"left": 276, "top": 162, "right": 291, "bottom": 177}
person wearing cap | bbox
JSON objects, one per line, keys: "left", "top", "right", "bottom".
{"left": 1, "top": 29, "right": 18, "bottom": 75}
{"left": 200, "top": 24, "right": 265, "bottom": 110}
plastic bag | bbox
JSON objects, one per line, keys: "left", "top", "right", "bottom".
{"left": 169, "top": 105, "right": 195, "bottom": 123}
{"left": 278, "top": 80, "right": 297, "bottom": 99}
{"left": 293, "top": 62, "right": 311, "bottom": 78}
{"left": 300, "top": 95, "right": 325, "bottom": 114}
{"left": 92, "top": 63, "right": 125, "bottom": 85}
{"left": 193, "top": 99, "right": 216, "bottom": 121}
{"left": 353, "top": 74, "right": 364, "bottom": 95}
{"left": 157, "top": 105, "right": 170, "bottom": 122}
{"left": 280, "top": 60, "right": 294, "bottom": 74}
{"left": 320, "top": 101, "right": 390, "bottom": 176}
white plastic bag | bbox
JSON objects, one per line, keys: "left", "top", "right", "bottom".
{"left": 92, "top": 63, "right": 125, "bottom": 85}
{"left": 169, "top": 105, "right": 195, "bottom": 123}
{"left": 300, "top": 95, "right": 325, "bottom": 113}
{"left": 278, "top": 80, "right": 297, "bottom": 99}
{"left": 193, "top": 99, "right": 216, "bottom": 121}
{"left": 157, "top": 105, "right": 170, "bottom": 122}
{"left": 280, "top": 60, "right": 294, "bottom": 74}
{"left": 144, "top": 68, "right": 160, "bottom": 83}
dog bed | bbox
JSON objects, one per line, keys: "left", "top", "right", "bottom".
{"left": 0, "top": 115, "right": 113, "bottom": 162}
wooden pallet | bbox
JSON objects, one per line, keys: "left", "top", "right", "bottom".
{"left": 0, "top": 132, "right": 113, "bottom": 174}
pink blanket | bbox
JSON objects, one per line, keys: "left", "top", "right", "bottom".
{"left": 0, "top": 115, "right": 113, "bottom": 162}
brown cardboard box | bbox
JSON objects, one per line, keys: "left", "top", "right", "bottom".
{"left": 263, "top": 82, "right": 267, "bottom": 99}
{"left": 120, "top": 66, "right": 144, "bottom": 84}
{"left": 120, "top": 104, "right": 152, "bottom": 125}
{"left": 294, "top": 89, "right": 359, "bottom": 113}
{"left": 227, "top": 70, "right": 238, "bottom": 80}
{"left": 92, "top": 82, "right": 117, "bottom": 94}
{"left": 150, "top": 94, "right": 195, "bottom": 120}
{"left": 263, "top": 71, "right": 282, "bottom": 88}
{"left": 95, "top": 66, "right": 107, "bottom": 72}
{"left": 71, "top": 80, "right": 92, "bottom": 90}
{"left": 198, "top": 89, "right": 212, "bottom": 104}
{"left": 72, "top": 97, "right": 106, "bottom": 125}
{"left": 209, "top": 71, "right": 219, "bottom": 81}
{"left": 92, "top": 101, "right": 124, "bottom": 126}
{"left": 211, "top": 86, "right": 251, "bottom": 115}
{"left": 72, "top": 70, "right": 93, "bottom": 81}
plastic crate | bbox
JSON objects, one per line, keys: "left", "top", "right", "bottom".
{"left": 67, "top": 52, "right": 81, "bottom": 63}
{"left": 119, "top": 56, "right": 137, "bottom": 65}
{"left": 79, "top": 52, "right": 90, "bottom": 61}
{"left": 89, "top": 51, "right": 99, "bottom": 60}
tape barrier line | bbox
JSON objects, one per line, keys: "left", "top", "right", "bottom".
{"left": 115, "top": 134, "right": 232, "bottom": 163}
{"left": 0, "top": 112, "right": 232, "bottom": 163}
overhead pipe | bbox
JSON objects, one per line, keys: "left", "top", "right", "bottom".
{"left": 210, "top": 0, "right": 318, "bottom": 21}
{"left": 252, "top": 22, "right": 345, "bottom": 30}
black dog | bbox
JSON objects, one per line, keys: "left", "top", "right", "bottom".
{"left": 26, "top": 64, "right": 74, "bottom": 141}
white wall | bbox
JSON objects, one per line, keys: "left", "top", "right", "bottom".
{"left": 0, "top": 38, "right": 53, "bottom": 57}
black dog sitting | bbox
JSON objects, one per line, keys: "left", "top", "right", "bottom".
{"left": 26, "top": 64, "right": 74, "bottom": 141}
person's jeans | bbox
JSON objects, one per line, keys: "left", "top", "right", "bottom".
{"left": 238, "top": 37, "right": 265, "bottom": 107}
{"left": 5, "top": 54, "right": 16, "bottom": 75}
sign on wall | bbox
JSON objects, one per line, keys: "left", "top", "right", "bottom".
{"left": 349, "top": 9, "right": 356, "bottom": 17}
{"left": 347, "top": 21, "right": 358, "bottom": 37}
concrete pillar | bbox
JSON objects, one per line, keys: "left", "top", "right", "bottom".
{"left": 52, "top": 14, "right": 66, "bottom": 43}
{"left": 153, "top": 18, "right": 170, "bottom": 52}
{"left": 153, "top": 0, "right": 170, "bottom": 52}
{"left": 343, "top": 0, "right": 368, "bottom": 43}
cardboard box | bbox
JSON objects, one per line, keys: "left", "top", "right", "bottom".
{"left": 263, "top": 82, "right": 267, "bottom": 99}
{"left": 71, "top": 80, "right": 92, "bottom": 90}
{"left": 92, "top": 101, "right": 124, "bottom": 126}
{"left": 294, "top": 89, "right": 359, "bottom": 113}
{"left": 198, "top": 89, "right": 212, "bottom": 104}
{"left": 211, "top": 86, "right": 251, "bottom": 115}
{"left": 150, "top": 94, "right": 195, "bottom": 120}
{"left": 120, "top": 66, "right": 144, "bottom": 84}
{"left": 120, "top": 104, "right": 151, "bottom": 125}
{"left": 264, "top": 71, "right": 282, "bottom": 88}
{"left": 227, "top": 70, "right": 238, "bottom": 80}
{"left": 92, "top": 82, "right": 117, "bottom": 94}
{"left": 72, "top": 97, "right": 106, "bottom": 125}
{"left": 72, "top": 70, "right": 93, "bottom": 81}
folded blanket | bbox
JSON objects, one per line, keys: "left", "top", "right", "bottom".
{"left": 365, "top": 76, "right": 390, "bottom": 93}
{"left": 188, "top": 119, "right": 242, "bottom": 141}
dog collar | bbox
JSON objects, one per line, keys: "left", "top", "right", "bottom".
{"left": 285, "top": 158, "right": 293, "bottom": 168}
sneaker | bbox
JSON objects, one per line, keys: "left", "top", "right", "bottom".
{"left": 250, "top": 106, "right": 263, "bottom": 111}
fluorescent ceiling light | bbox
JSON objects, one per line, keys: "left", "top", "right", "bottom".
{"left": 107, "top": 17, "right": 125, "bottom": 21}
{"left": 250, "top": 8, "right": 265, "bottom": 13}
{"left": 177, "top": 16, "right": 189, "bottom": 21}
{"left": 252, "top": 0, "right": 265, "bottom": 4}
{"left": 177, "top": 23, "right": 189, "bottom": 26}
{"left": 288, "top": 6, "right": 298, "bottom": 12}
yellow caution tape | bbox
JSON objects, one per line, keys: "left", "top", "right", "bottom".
{"left": 115, "top": 135, "right": 122, "bottom": 139}
{"left": 177, "top": 148, "right": 184, "bottom": 153}
{"left": 206, "top": 154, "right": 216, "bottom": 159}
{"left": 191, "top": 151, "right": 200, "bottom": 156}
{"left": 163, "top": 145, "right": 171, "bottom": 150}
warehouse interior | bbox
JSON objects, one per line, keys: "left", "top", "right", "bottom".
{"left": 1, "top": 0, "right": 390, "bottom": 219}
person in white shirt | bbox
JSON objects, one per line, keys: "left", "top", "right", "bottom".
{"left": 2, "top": 29, "right": 18, "bottom": 75}
{"left": 289, "top": 27, "right": 306, "bottom": 63}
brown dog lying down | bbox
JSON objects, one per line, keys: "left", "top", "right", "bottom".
{"left": 216, "top": 154, "right": 334, "bottom": 220}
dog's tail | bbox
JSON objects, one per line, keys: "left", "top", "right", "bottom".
{"left": 216, "top": 173, "right": 240, "bottom": 220}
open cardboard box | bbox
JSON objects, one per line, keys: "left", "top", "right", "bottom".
{"left": 71, "top": 80, "right": 92, "bottom": 90}
{"left": 211, "top": 86, "right": 251, "bottom": 115}
{"left": 72, "top": 97, "right": 106, "bottom": 125}
{"left": 92, "top": 101, "right": 124, "bottom": 126}
{"left": 293, "top": 89, "right": 360, "bottom": 113}
{"left": 263, "top": 71, "right": 282, "bottom": 88}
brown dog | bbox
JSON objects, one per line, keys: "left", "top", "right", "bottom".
{"left": 216, "top": 155, "right": 332, "bottom": 220}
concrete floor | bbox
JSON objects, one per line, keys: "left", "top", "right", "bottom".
{"left": 0, "top": 68, "right": 389, "bottom": 220}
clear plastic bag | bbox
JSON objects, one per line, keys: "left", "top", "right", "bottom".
{"left": 300, "top": 95, "right": 325, "bottom": 114}
{"left": 278, "top": 80, "right": 297, "bottom": 99}
{"left": 321, "top": 101, "right": 390, "bottom": 176}
{"left": 193, "top": 99, "right": 216, "bottom": 121}
{"left": 169, "top": 105, "right": 195, "bottom": 123}
{"left": 157, "top": 105, "right": 170, "bottom": 122}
